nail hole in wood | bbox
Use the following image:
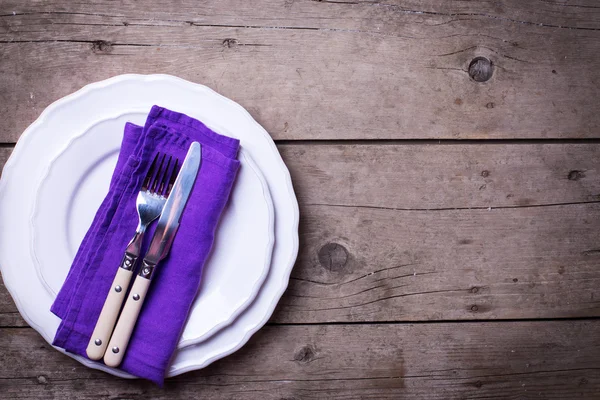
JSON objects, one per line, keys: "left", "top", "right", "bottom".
{"left": 468, "top": 57, "right": 493, "bottom": 82}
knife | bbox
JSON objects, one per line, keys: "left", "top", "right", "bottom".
{"left": 103, "top": 141, "right": 201, "bottom": 368}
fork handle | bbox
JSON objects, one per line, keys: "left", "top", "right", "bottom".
{"left": 85, "top": 254, "right": 137, "bottom": 360}
{"left": 103, "top": 272, "right": 152, "bottom": 367}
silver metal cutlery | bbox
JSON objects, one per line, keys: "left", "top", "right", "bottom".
{"left": 104, "top": 141, "right": 201, "bottom": 367}
{"left": 86, "top": 152, "right": 180, "bottom": 360}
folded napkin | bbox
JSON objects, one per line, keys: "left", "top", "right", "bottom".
{"left": 51, "top": 106, "right": 240, "bottom": 385}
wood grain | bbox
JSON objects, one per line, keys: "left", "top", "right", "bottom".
{"left": 281, "top": 201, "right": 600, "bottom": 322}
{"left": 282, "top": 143, "right": 600, "bottom": 209}
{"left": 281, "top": 143, "right": 600, "bottom": 322}
{"left": 1, "top": 321, "right": 599, "bottom": 399}
{"left": 0, "top": 0, "right": 599, "bottom": 141}
{"left": 1, "top": 143, "right": 599, "bottom": 325}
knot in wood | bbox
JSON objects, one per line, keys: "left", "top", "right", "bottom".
{"left": 568, "top": 170, "right": 585, "bottom": 181}
{"left": 223, "top": 38, "right": 238, "bottom": 48}
{"left": 91, "top": 40, "right": 112, "bottom": 53}
{"left": 37, "top": 375, "right": 48, "bottom": 384}
{"left": 318, "top": 243, "right": 348, "bottom": 271}
{"left": 468, "top": 57, "right": 493, "bottom": 82}
{"left": 294, "top": 345, "right": 315, "bottom": 363}
{"left": 481, "top": 170, "right": 490, "bottom": 178}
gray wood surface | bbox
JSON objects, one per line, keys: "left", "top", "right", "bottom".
{"left": 1, "top": 321, "right": 599, "bottom": 399}
{"left": 0, "top": 0, "right": 599, "bottom": 141}
{"left": 1, "top": 1, "right": 600, "bottom": 398}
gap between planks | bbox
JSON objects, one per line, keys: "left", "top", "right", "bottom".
{"left": 3, "top": 138, "right": 600, "bottom": 147}
{"left": 3, "top": 315, "right": 600, "bottom": 329}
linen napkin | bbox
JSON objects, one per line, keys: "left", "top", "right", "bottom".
{"left": 51, "top": 106, "right": 240, "bottom": 385}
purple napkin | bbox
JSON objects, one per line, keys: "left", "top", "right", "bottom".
{"left": 51, "top": 106, "right": 240, "bottom": 385}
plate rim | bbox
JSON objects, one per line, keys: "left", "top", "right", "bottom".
{"left": 0, "top": 73, "right": 299, "bottom": 378}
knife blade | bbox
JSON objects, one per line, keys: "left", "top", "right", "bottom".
{"left": 103, "top": 142, "right": 201, "bottom": 367}
{"left": 139, "top": 141, "right": 202, "bottom": 279}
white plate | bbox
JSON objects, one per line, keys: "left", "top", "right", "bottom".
{"left": 0, "top": 74, "right": 299, "bottom": 378}
{"left": 30, "top": 111, "right": 274, "bottom": 347}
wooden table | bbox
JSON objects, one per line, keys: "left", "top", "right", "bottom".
{"left": 1, "top": 1, "right": 600, "bottom": 398}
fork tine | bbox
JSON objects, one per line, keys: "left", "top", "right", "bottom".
{"left": 165, "top": 158, "right": 179, "bottom": 197}
{"left": 157, "top": 155, "right": 172, "bottom": 196}
{"left": 149, "top": 153, "right": 166, "bottom": 194}
{"left": 142, "top": 153, "right": 160, "bottom": 191}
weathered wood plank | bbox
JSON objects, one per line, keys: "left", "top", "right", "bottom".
{"left": 278, "top": 143, "right": 600, "bottom": 322}
{"left": 1, "top": 322, "right": 599, "bottom": 399}
{"left": 5, "top": 0, "right": 600, "bottom": 29}
{"left": 3, "top": 142, "right": 598, "bottom": 209}
{"left": 0, "top": 0, "right": 599, "bottom": 141}
{"left": 282, "top": 143, "right": 600, "bottom": 209}
{"left": 1, "top": 143, "right": 600, "bottom": 325}
{"left": 281, "top": 201, "right": 600, "bottom": 322}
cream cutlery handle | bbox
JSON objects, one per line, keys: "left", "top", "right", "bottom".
{"left": 103, "top": 276, "right": 151, "bottom": 367}
{"left": 86, "top": 267, "right": 133, "bottom": 360}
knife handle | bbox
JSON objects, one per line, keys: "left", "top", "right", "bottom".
{"left": 86, "top": 255, "right": 136, "bottom": 361}
{"left": 103, "top": 274, "right": 151, "bottom": 367}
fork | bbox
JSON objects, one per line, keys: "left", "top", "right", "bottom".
{"left": 86, "top": 152, "right": 179, "bottom": 360}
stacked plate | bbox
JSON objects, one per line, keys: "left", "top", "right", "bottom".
{"left": 0, "top": 75, "right": 299, "bottom": 378}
